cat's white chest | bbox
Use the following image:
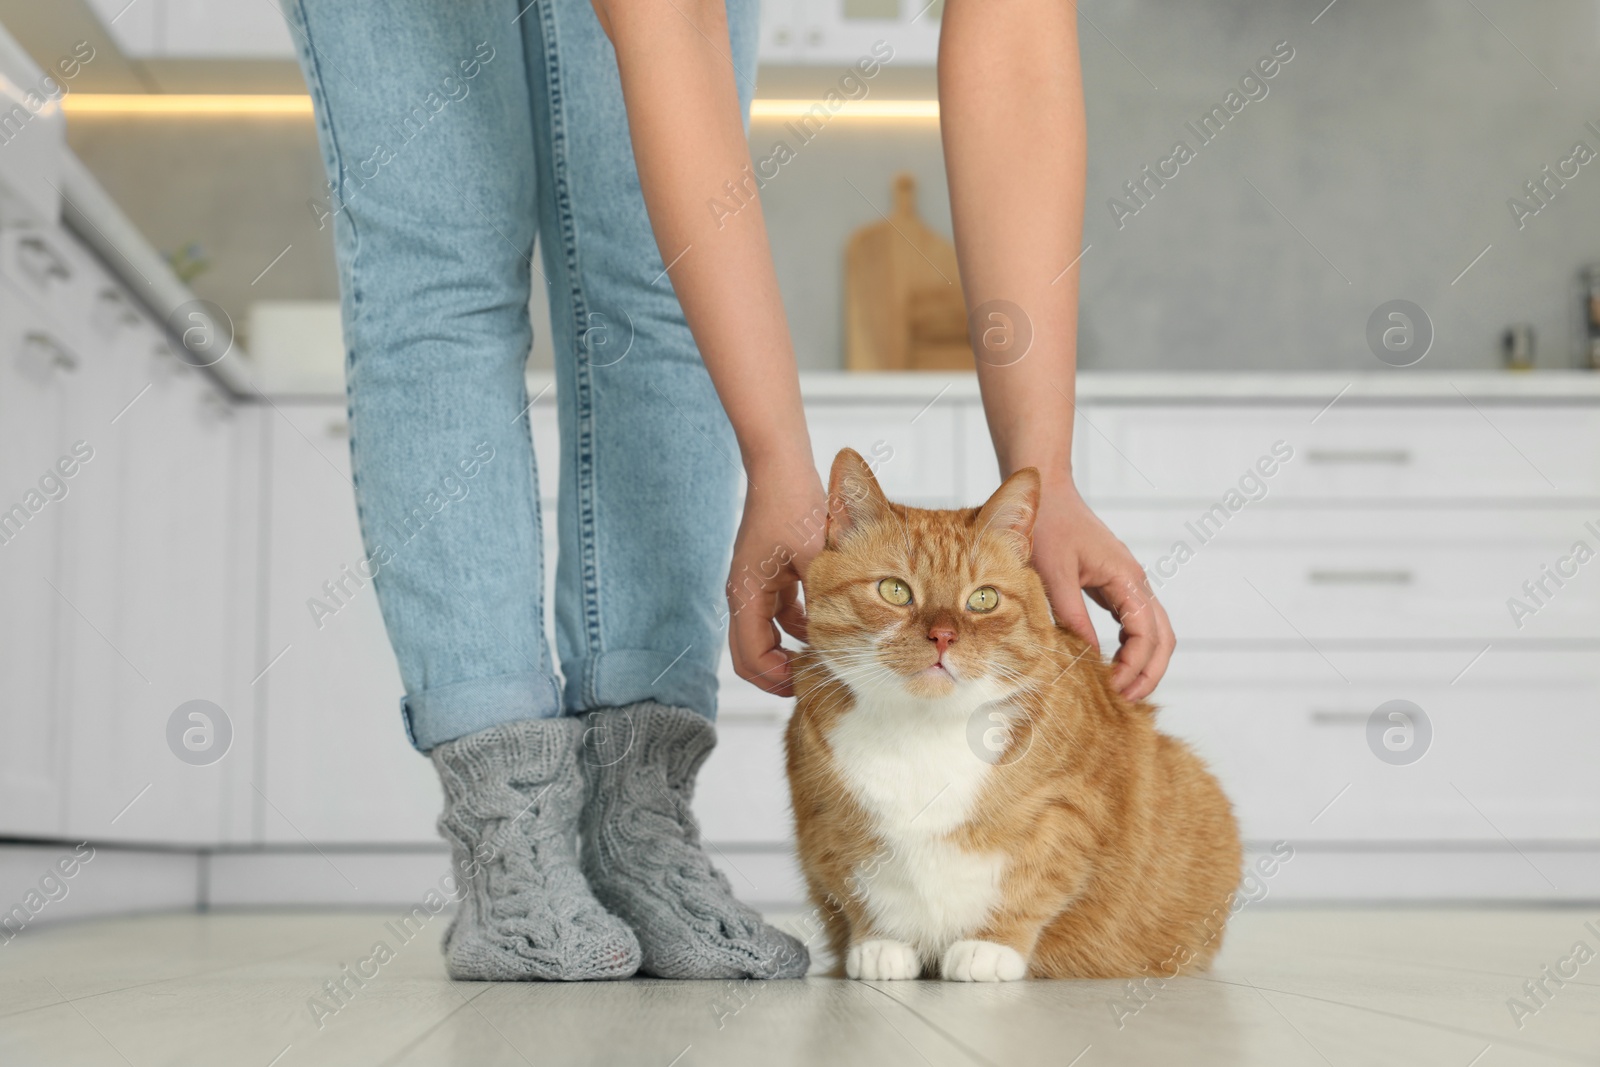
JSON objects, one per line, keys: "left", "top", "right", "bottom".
{"left": 826, "top": 692, "right": 1008, "bottom": 961}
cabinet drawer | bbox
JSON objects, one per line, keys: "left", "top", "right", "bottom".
{"left": 1155, "top": 650, "right": 1600, "bottom": 844}
{"left": 1086, "top": 406, "right": 1600, "bottom": 500}
{"left": 1097, "top": 508, "right": 1600, "bottom": 644}
{"left": 1132, "top": 543, "right": 1595, "bottom": 642}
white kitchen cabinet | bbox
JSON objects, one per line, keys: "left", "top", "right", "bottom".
{"left": 0, "top": 277, "right": 71, "bottom": 833}
{"left": 759, "top": 0, "right": 807, "bottom": 60}
{"left": 10, "top": 277, "right": 1593, "bottom": 899}
{"left": 0, "top": 230, "right": 100, "bottom": 337}
{"left": 1097, "top": 507, "right": 1600, "bottom": 648}
{"left": 760, "top": 0, "right": 941, "bottom": 64}
{"left": 86, "top": 0, "right": 939, "bottom": 68}
{"left": 85, "top": 0, "right": 296, "bottom": 60}
{"left": 260, "top": 403, "right": 441, "bottom": 844}
{"left": 91, "top": 338, "right": 239, "bottom": 844}
{"left": 697, "top": 712, "right": 791, "bottom": 845}
{"left": 805, "top": 401, "right": 957, "bottom": 504}
{"left": 0, "top": 220, "right": 244, "bottom": 843}
{"left": 0, "top": 222, "right": 118, "bottom": 837}
{"left": 1086, "top": 405, "right": 1600, "bottom": 502}
{"left": 1155, "top": 649, "right": 1600, "bottom": 845}
{"left": 698, "top": 391, "right": 1600, "bottom": 886}
{"left": 703, "top": 646, "right": 1600, "bottom": 851}
{"left": 956, "top": 397, "right": 1092, "bottom": 505}
{"left": 16, "top": 224, "right": 246, "bottom": 845}
{"left": 51, "top": 256, "right": 157, "bottom": 843}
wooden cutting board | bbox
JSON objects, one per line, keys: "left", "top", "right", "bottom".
{"left": 844, "top": 173, "right": 973, "bottom": 371}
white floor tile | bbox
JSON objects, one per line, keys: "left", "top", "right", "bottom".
{"left": 0, "top": 908, "right": 1595, "bottom": 1067}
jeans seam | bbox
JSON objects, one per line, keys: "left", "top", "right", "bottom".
{"left": 290, "top": 0, "right": 372, "bottom": 581}
{"left": 535, "top": 0, "right": 605, "bottom": 709}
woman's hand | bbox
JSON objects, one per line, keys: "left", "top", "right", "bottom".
{"left": 725, "top": 461, "right": 828, "bottom": 698}
{"left": 1031, "top": 473, "right": 1174, "bottom": 700}
{"left": 937, "top": 0, "right": 1170, "bottom": 696}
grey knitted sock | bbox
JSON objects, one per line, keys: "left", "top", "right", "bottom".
{"left": 579, "top": 702, "right": 809, "bottom": 979}
{"left": 431, "top": 716, "right": 640, "bottom": 981}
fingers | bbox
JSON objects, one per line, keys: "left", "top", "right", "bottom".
{"left": 728, "top": 579, "right": 796, "bottom": 698}
{"left": 1130, "top": 596, "right": 1176, "bottom": 699}
{"left": 1039, "top": 552, "right": 1101, "bottom": 653}
{"left": 775, "top": 580, "right": 808, "bottom": 642}
{"left": 1098, "top": 577, "right": 1175, "bottom": 699}
{"left": 1052, "top": 587, "right": 1100, "bottom": 653}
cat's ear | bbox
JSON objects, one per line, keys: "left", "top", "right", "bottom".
{"left": 825, "top": 448, "right": 891, "bottom": 548}
{"left": 975, "top": 467, "right": 1041, "bottom": 558}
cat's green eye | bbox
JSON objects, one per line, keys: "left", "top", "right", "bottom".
{"left": 967, "top": 586, "right": 1000, "bottom": 613}
{"left": 878, "top": 577, "right": 913, "bottom": 606}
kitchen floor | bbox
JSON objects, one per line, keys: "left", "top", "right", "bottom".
{"left": 1, "top": 908, "right": 1595, "bottom": 1066}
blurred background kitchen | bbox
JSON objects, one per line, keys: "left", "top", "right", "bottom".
{"left": 1, "top": 1, "right": 1598, "bottom": 1059}
{"left": 13, "top": 0, "right": 1600, "bottom": 373}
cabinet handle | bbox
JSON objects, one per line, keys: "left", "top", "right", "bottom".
{"left": 20, "top": 331, "right": 79, "bottom": 379}
{"left": 16, "top": 236, "right": 72, "bottom": 287}
{"left": 1309, "top": 710, "right": 1369, "bottom": 725}
{"left": 152, "top": 343, "right": 190, "bottom": 376}
{"left": 200, "top": 390, "right": 234, "bottom": 421}
{"left": 1306, "top": 448, "right": 1411, "bottom": 465}
{"left": 1307, "top": 569, "right": 1413, "bottom": 585}
{"left": 95, "top": 288, "right": 142, "bottom": 329}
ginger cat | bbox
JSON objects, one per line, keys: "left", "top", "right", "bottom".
{"left": 786, "top": 448, "right": 1241, "bottom": 982}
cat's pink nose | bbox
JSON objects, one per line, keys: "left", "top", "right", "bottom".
{"left": 928, "top": 625, "right": 957, "bottom": 654}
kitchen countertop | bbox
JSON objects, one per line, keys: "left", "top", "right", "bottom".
{"left": 778, "top": 370, "right": 1600, "bottom": 404}
{"left": 503, "top": 369, "right": 1600, "bottom": 406}
{"left": 238, "top": 360, "right": 1600, "bottom": 406}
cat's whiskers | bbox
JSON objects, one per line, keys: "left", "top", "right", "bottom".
{"left": 813, "top": 640, "right": 1048, "bottom": 707}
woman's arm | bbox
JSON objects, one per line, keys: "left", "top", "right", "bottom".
{"left": 940, "top": 0, "right": 1175, "bottom": 698}
{"left": 593, "top": 0, "right": 824, "bottom": 695}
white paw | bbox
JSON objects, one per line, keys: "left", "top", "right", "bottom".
{"left": 846, "top": 939, "right": 922, "bottom": 980}
{"left": 941, "top": 939, "right": 1027, "bottom": 982}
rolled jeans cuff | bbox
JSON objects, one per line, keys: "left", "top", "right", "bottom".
{"left": 401, "top": 670, "right": 563, "bottom": 752}
{"left": 580, "top": 649, "right": 720, "bottom": 722}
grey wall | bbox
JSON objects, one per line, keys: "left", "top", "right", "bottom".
{"left": 1079, "top": 0, "right": 1600, "bottom": 373}
{"left": 761, "top": 0, "right": 1600, "bottom": 372}
{"left": 63, "top": 0, "right": 1600, "bottom": 373}
{"left": 67, "top": 114, "right": 339, "bottom": 348}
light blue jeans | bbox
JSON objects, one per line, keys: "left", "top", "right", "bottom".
{"left": 286, "top": 0, "right": 755, "bottom": 751}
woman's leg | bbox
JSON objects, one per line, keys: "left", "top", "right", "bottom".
{"left": 522, "top": 0, "right": 806, "bottom": 979}
{"left": 287, "top": 0, "right": 556, "bottom": 747}
{"left": 535, "top": 10, "right": 743, "bottom": 718}
{"left": 286, "top": 0, "right": 638, "bottom": 980}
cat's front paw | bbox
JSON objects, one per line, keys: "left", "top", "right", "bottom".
{"left": 846, "top": 939, "right": 922, "bottom": 980}
{"left": 941, "top": 940, "right": 1027, "bottom": 982}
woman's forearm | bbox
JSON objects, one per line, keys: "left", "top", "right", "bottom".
{"left": 597, "top": 0, "right": 814, "bottom": 481}
{"left": 939, "top": 0, "right": 1085, "bottom": 485}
